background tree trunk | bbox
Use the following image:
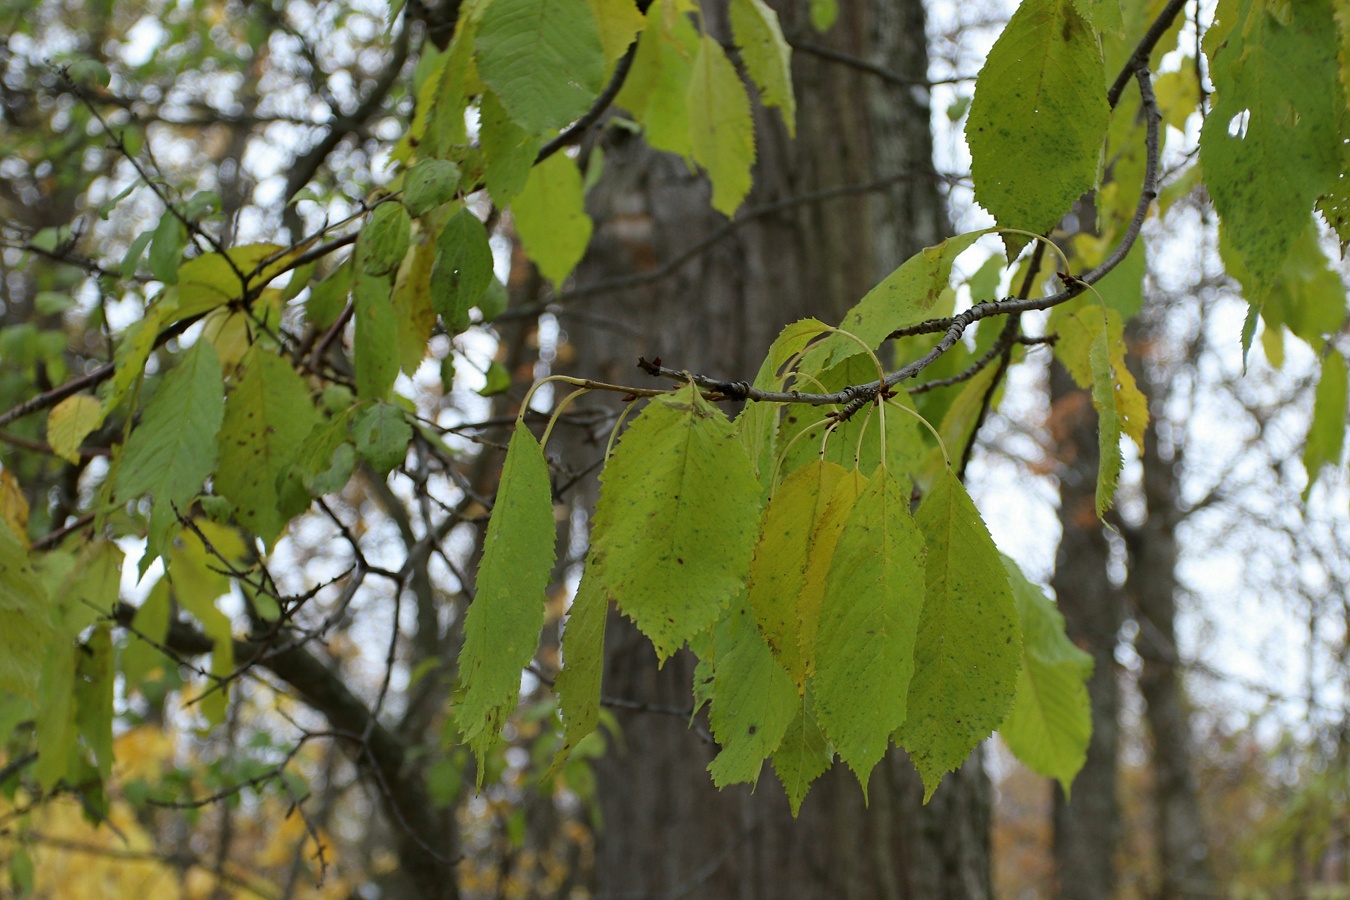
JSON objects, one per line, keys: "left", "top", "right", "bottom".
{"left": 551, "top": 1, "right": 992, "bottom": 896}
{"left": 1049, "top": 362, "right": 1123, "bottom": 900}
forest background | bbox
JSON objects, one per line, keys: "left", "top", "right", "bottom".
{"left": 0, "top": 0, "right": 1348, "bottom": 897}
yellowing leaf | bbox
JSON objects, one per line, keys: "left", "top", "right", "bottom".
{"left": 794, "top": 466, "right": 867, "bottom": 688}
{"left": 729, "top": 0, "right": 795, "bottom": 135}
{"left": 513, "top": 153, "right": 593, "bottom": 285}
{"left": 967, "top": 0, "right": 1109, "bottom": 255}
{"left": 215, "top": 345, "right": 321, "bottom": 544}
{"left": 688, "top": 32, "right": 755, "bottom": 216}
{"left": 813, "top": 466, "right": 926, "bottom": 789}
{"left": 999, "top": 555, "right": 1093, "bottom": 794}
{"left": 47, "top": 395, "right": 104, "bottom": 464}
{"left": 1200, "top": 0, "right": 1339, "bottom": 299}
{"left": 615, "top": 0, "right": 699, "bottom": 156}
{"left": 1090, "top": 330, "right": 1124, "bottom": 516}
{"left": 390, "top": 236, "right": 438, "bottom": 375}
{"left": 475, "top": 0, "right": 607, "bottom": 133}
{"left": 0, "top": 468, "right": 28, "bottom": 545}
{"left": 456, "top": 423, "right": 555, "bottom": 772}
{"left": 899, "top": 466, "right": 1021, "bottom": 801}
{"left": 588, "top": 0, "right": 644, "bottom": 68}
{"left": 590, "top": 383, "right": 763, "bottom": 661}
{"left": 1050, "top": 304, "right": 1148, "bottom": 450}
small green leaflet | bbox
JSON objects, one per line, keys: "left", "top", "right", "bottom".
{"left": 432, "top": 207, "right": 495, "bottom": 332}
{"left": 46, "top": 394, "right": 103, "bottom": 464}
{"left": 0, "top": 519, "right": 53, "bottom": 699}
{"left": 456, "top": 423, "right": 555, "bottom": 776}
{"left": 771, "top": 693, "right": 833, "bottom": 816}
{"left": 706, "top": 599, "right": 798, "bottom": 787}
{"left": 404, "top": 159, "right": 461, "bottom": 217}
{"left": 812, "top": 466, "right": 926, "bottom": 790}
{"left": 475, "top": 0, "right": 607, "bottom": 134}
{"left": 354, "top": 402, "right": 412, "bottom": 476}
{"left": 215, "top": 344, "right": 321, "bottom": 544}
{"left": 1200, "top": 0, "right": 1339, "bottom": 299}
{"left": 899, "top": 466, "right": 1021, "bottom": 801}
{"left": 1089, "top": 331, "right": 1123, "bottom": 516}
{"left": 729, "top": 0, "right": 795, "bottom": 136}
{"left": 999, "top": 555, "right": 1093, "bottom": 795}
{"left": 615, "top": 0, "right": 699, "bottom": 157}
{"left": 1303, "top": 351, "right": 1348, "bottom": 499}
{"left": 802, "top": 231, "right": 988, "bottom": 373}
{"left": 115, "top": 339, "right": 224, "bottom": 515}
{"left": 362, "top": 202, "right": 411, "bottom": 276}
{"left": 688, "top": 32, "right": 755, "bottom": 216}
{"left": 354, "top": 270, "right": 399, "bottom": 400}
{"left": 590, "top": 382, "right": 763, "bottom": 661}
{"left": 548, "top": 572, "right": 608, "bottom": 778}
{"left": 513, "top": 153, "right": 594, "bottom": 285}
{"left": 966, "top": 0, "right": 1109, "bottom": 256}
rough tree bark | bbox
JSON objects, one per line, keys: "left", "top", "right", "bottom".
{"left": 1049, "top": 362, "right": 1123, "bottom": 900}
{"left": 553, "top": 2, "right": 994, "bottom": 896}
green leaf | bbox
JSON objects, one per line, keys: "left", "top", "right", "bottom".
{"left": 548, "top": 572, "right": 608, "bottom": 777}
{"left": 1200, "top": 0, "right": 1340, "bottom": 299}
{"left": 1090, "top": 330, "right": 1123, "bottom": 516}
{"left": 588, "top": 0, "right": 644, "bottom": 67}
{"left": 746, "top": 459, "right": 849, "bottom": 682}
{"left": 513, "top": 153, "right": 593, "bottom": 284}
{"left": 688, "top": 32, "right": 756, "bottom": 216}
{"left": 390, "top": 238, "right": 439, "bottom": 374}
{"left": 614, "top": 0, "right": 699, "bottom": 157}
{"left": 148, "top": 212, "right": 187, "bottom": 283}
{"left": 590, "top": 382, "right": 763, "bottom": 661}
{"left": 121, "top": 230, "right": 154, "bottom": 279}
{"left": 1070, "top": 0, "right": 1123, "bottom": 34}
{"left": 75, "top": 624, "right": 116, "bottom": 781}
{"left": 173, "top": 244, "right": 286, "bottom": 321}
{"left": 794, "top": 466, "right": 867, "bottom": 690}
{"left": 432, "top": 207, "right": 495, "bottom": 331}
{"left": 475, "top": 0, "right": 607, "bottom": 133}
{"left": 899, "top": 466, "right": 1021, "bottom": 801}
{"left": 771, "top": 693, "right": 833, "bottom": 815}
{"left": 103, "top": 302, "right": 170, "bottom": 415}
{"left": 802, "top": 231, "right": 989, "bottom": 373}
{"left": 354, "top": 402, "right": 412, "bottom": 475}
{"left": 480, "top": 90, "right": 541, "bottom": 206}
{"left": 813, "top": 466, "right": 925, "bottom": 790}
{"left": 729, "top": 0, "right": 795, "bottom": 135}
{"left": 115, "top": 340, "right": 224, "bottom": 515}
{"left": 999, "top": 556, "right": 1093, "bottom": 794}
{"left": 289, "top": 410, "right": 357, "bottom": 498}
{"left": 707, "top": 600, "right": 799, "bottom": 787}
{"left": 0, "top": 520, "right": 53, "bottom": 699}
{"left": 1303, "top": 351, "right": 1348, "bottom": 498}
{"left": 808, "top": 0, "right": 837, "bottom": 32}
{"left": 363, "top": 202, "right": 412, "bottom": 276}
{"left": 35, "top": 639, "right": 77, "bottom": 789}
{"left": 478, "top": 360, "right": 513, "bottom": 397}
{"left": 752, "top": 318, "right": 831, "bottom": 390}
{"left": 215, "top": 344, "right": 321, "bottom": 543}
{"left": 456, "top": 423, "right": 555, "bottom": 773}
{"left": 46, "top": 394, "right": 104, "bottom": 464}
{"left": 353, "top": 270, "right": 399, "bottom": 400}
{"left": 967, "top": 0, "right": 1109, "bottom": 254}
{"left": 306, "top": 261, "right": 352, "bottom": 330}
{"left": 56, "top": 539, "right": 125, "bottom": 634}
{"left": 1049, "top": 304, "right": 1148, "bottom": 450}
{"left": 404, "top": 159, "right": 461, "bottom": 217}
{"left": 168, "top": 524, "right": 240, "bottom": 726}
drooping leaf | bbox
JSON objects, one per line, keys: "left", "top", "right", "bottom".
{"left": 1200, "top": 0, "right": 1339, "bottom": 299}
{"left": 147, "top": 212, "right": 187, "bottom": 283}
{"left": 590, "top": 382, "right": 763, "bottom": 661}
{"left": 999, "top": 556, "right": 1093, "bottom": 794}
{"left": 794, "top": 466, "right": 867, "bottom": 690}
{"left": 898, "top": 466, "right": 1021, "bottom": 801}
{"left": 771, "top": 692, "right": 833, "bottom": 815}
{"left": 967, "top": 0, "right": 1109, "bottom": 255}
{"left": 1050, "top": 304, "right": 1148, "bottom": 450}
{"left": 707, "top": 599, "right": 799, "bottom": 787}
{"left": 56, "top": 539, "right": 125, "bottom": 634}
{"left": 1303, "top": 351, "right": 1348, "bottom": 498}
{"left": 46, "top": 394, "right": 104, "bottom": 464}
{"left": 390, "top": 237, "right": 439, "bottom": 375}
{"left": 404, "top": 158, "right": 461, "bottom": 217}
{"left": 75, "top": 624, "right": 116, "bottom": 781}
{"left": 168, "top": 522, "right": 241, "bottom": 726}
{"left": 480, "top": 90, "right": 542, "bottom": 206}
{"left": 688, "top": 32, "right": 756, "bottom": 216}
{"left": 729, "top": 0, "right": 795, "bottom": 135}
{"left": 354, "top": 402, "right": 413, "bottom": 476}
{"left": 103, "top": 302, "right": 169, "bottom": 415}
{"left": 588, "top": 0, "right": 644, "bottom": 67}
{"left": 614, "top": 0, "right": 699, "bottom": 157}
{"left": 456, "top": 423, "right": 556, "bottom": 773}
{"left": 513, "top": 153, "right": 593, "bottom": 285}
{"left": 353, "top": 270, "right": 399, "bottom": 400}
{"left": 0, "top": 470, "right": 26, "bottom": 545}
{"left": 215, "top": 344, "right": 321, "bottom": 543}
{"left": 362, "top": 202, "right": 412, "bottom": 276}
{"left": 433, "top": 207, "right": 495, "bottom": 335}
{"left": 548, "top": 572, "right": 608, "bottom": 776}
{"left": 35, "top": 638, "right": 77, "bottom": 789}
{"left": 0, "top": 520, "right": 53, "bottom": 699}
{"left": 115, "top": 339, "right": 224, "bottom": 515}
{"left": 475, "top": 0, "right": 607, "bottom": 133}
{"left": 813, "top": 466, "right": 926, "bottom": 790}
{"left": 1089, "top": 330, "right": 1124, "bottom": 516}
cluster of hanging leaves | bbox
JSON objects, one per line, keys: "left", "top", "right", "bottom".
{"left": 2, "top": 0, "right": 1349, "bottom": 826}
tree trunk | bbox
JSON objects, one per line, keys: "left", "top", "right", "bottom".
{"left": 554, "top": 2, "right": 992, "bottom": 896}
{"left": 1049, "top": 363, "right": 1122, "bottom": 900}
